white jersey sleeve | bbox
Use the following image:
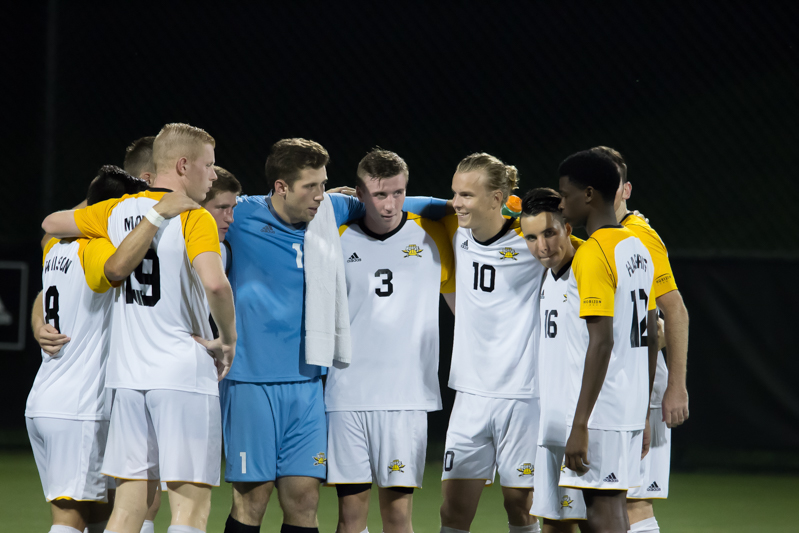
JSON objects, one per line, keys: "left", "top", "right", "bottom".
{"left": 445, "top": 216, "right": 544, "bottom": 399}
{"left": 74, "top": 191, "right": 222, "bottom": 395}
{"left": 325, "top": 212, "right": 454, "bottom": 411}
{"left": 25, "top": 238, "right": 116, "bottom": 421}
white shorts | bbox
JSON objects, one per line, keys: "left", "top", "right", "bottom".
{"left": 442, "top": 392, "right": 539, "bottom": 488}
{"left": 102, "top": 389, "right": 221, "bottom": 486}
{"left": 327, "top": 410, "right": 427, "bottom": 489}
{"left": 26, "top": 417, "right": 112, "bottom": 502}
{"left": 559, "top": 428, "right": 643, "bottom": 491}
{"left": 628, "top": 410, "right": 671, "bottom": 499}
{"left": 531, "top": 445, "right": 586, "bottom": 521}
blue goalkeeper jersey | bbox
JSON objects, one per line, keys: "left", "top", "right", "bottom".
{"left": 225, "top": 193, "right": 447, "bottom": 383}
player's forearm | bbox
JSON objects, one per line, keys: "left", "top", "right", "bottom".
{"left": 104, "top": 220, "right": 159, "bottom": 281}
{"left": 658, "top": 291, "right": 689, "bottom": 388}
{"left": 42, "top": 210, "right": 82, "bottom": 238}
{"left": 207, "top": 285, "right": 237, "bottom": 346}
{"left": 572, "top": 317, "right": 614, "bottom": 427}
{"left": 31, "top": 291, "right": 44, "bottom": 340}
{"left": 647, "top": 309, "right": 659, "bottom": 396}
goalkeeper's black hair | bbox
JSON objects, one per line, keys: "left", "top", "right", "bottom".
{"left": 521, "top": 187, "right": 562, "bottom": 218}
{"left": 86, "top": 165, "right": 148, "bottom": 206}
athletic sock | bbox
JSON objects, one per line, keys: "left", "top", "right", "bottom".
{"left": 86, "top": 522, "right": 108, "bottom": 533}
{"left": 440, "top": 528, "right": 470, "bottom": 533}
{"left": 361, "top": 529, "right": 369, "bottom": 533}
{"left": 225, "top": 515, "right": 261, "bottom": 533}
{"left": 139, "top": 520, "right": 155, "bottom": 533}
{"left": 630, "top": 516, "right": 659, "bottom": 532}
{"left": 50, "top": 526, "right": 82, "bottom": 533}
{"left": 280, "top": 526, "right": 319, "bottom": 533}
{"left": 509, "top": 523, "right": 540, "bottom": 533}
{"left": 167, "top": 526, "right": 204, "bottom": 533}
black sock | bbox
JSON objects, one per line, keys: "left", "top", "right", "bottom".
{"left": 225, "top": 515, "right": 261, "bottom": 533}
{"left": 280, "top": 525, "right": 319, "bottom": 533}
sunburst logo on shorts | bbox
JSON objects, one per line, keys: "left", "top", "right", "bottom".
{"left": 387, "top": 459, "right": 406, "bottom": 473}
{"left": 560, "top": 464, "right": 566, "bottom": 472}
{"left": 313, "top": 452, "right": 326, "bottom": 466}
{"left": 517, "top": 463, "right": 534, "bottom": 476}
{"left": 563, "top": 293, "right": 568, "bottom": 302}
{"left": 560, "top": 495, "right": 573, "bottom": 509}
{"left": 499, "top": 247, "right": 519, "bottom": 260}
{"left": 403, "top": 244, "right": 423, "bottom": 258}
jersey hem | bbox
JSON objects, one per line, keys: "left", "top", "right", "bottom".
{"left": 325, "top": 403, "right": 442, "bottom": 412}
{"left": 224, "top": 374, "right": 320, "bottom": 384}
{"left": 24, "top": 412, "right": 109, "bottom": 421}
{"left": 449, "top": 384, "right": 537, "bottom": 399}
{"left": 106, "top": 383, "right": 220, "bottom": 397}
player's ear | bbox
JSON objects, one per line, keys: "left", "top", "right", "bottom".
{"left": 623, "top": 181, "right": 632, "bottom": 201}
{"left": 274, "top": 179, "right": 288, "bottom": 197}
{"left": 565, "top": 222, "right": 573, "bottom": 236}
{"left": 355, "top": 185, "right": 365, "bottom": 202}
{"left": 176, "top": 157, "right": 189, "bottom": 176}
{"left": 584, "top": 186, "right": 594, "bottom": 204}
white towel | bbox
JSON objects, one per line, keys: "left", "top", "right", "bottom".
{"left": 303, "top": 192, "right": 352, "bottom": 368}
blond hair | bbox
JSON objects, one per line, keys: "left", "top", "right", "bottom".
{"left": 153, "top": 123, "right": 216, "bottom": 173}
{"left": 456, "top": 152, "right": 519, "bottom": 201}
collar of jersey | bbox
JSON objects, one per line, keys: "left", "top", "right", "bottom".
{"left": 472, "top": 217, "right": 515, "bottom": 247}
{"left": 552, "top": 257, "right": 574, "bottom": 281}
{"left": 356, "top": 211, "right": 408, "bottom": 241}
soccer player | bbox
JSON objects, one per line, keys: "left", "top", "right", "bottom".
{"left": 440, "top": 153, "right": 543, "bottom": 533}
{"left": 519, "top": 188, "right": 586, "bottom": 533}
{"left": 220, "top": 139, "right": 446, "bottom": 533}
{"left": 27, "top": 167, "right": 148, "bottom": 533}
{"left": 555, "top": 150, "right": 659, "bottom": 533}
{"left": 124, "top": 136, "right": 157, "bottom": 185}
{"left": 325, "top": 148, "right": 455, "bottom": 533}
{"left": 42, "top": 123, "right": 236, "bottom": 533}
{"left": 590, "top": 146, "right": 690, "bottom": 533}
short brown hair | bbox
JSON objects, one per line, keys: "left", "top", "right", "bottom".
{"left": 264, "top": 138, "right": 329, "bottom": 191}
{"left": 153, "top": 123, "right": 216, "bottom": 173}
{"left": 202, "top": 165, "right": 243, "bottom": 205}
{"left": 590, "top": 146, "right": 628, "bottom": 183}
{"left": 456, "top": 152, "right": 519, "bottom": 201}
{"left": 355, "top": 148, "right": 409, "bottom": 188}
{"left": 123, "top": 136, "right": 156, "bottom": 178}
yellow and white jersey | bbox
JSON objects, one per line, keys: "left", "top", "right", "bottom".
{"left": 25, "top": 238, "right": 117, "bottom": 421}
{"left": 537, "top": 260, "right": 587, "bottom": 447}
{"left": 621, "top": 213, "right": 678, "bottom": 408}
{"left": 444, "top": 215, "right": 544, "bottom": 399}
{"left": 325, "top": 212, "right": 455, "bottom": 411}
{"left": 74, "top": 190, "right": 221, "bottom": 395}
{"left": 571, "top": 226, "right": 656, "bottom": 430}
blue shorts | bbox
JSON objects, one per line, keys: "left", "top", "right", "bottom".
{"left": 219, "top": 378, "right": 327, "bottom": 482}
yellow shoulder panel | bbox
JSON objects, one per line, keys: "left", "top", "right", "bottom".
{"left": 42, "top": 238, "right": 60, "bottom": 266}
{"left": 180, "top": 208, "right": 221, "bottom": 263}
{"left": 411, "top": 214, "right": 456, "bottom": 294}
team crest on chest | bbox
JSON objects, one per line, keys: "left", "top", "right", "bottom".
{"left": 387, "top": 459, "right": 406, "bottom": 473}
{"left": 499, "top": 247, "right": 519, "bottom": 260}
{"left": 313, "top": 452, "right": 326, "bottom": 466}
{"left": 402, "top": 244, "right": 423, "bottom": 258}
{"left": 517, "top": 463, "right": 534, "bottom": 476}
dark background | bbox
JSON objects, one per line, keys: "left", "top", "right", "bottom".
{"left": 2, "top": 1, "right": 797, "bottom": 469}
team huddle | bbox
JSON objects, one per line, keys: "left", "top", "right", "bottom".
{"left": 27, "top": 123, "right": 689, "bottom": 533}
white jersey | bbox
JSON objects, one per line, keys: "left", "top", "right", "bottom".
{"left": 537, "top": 261, "right": 587, "bottom": 446}
{"left": 74, "top": 190, "right": 221, "bottom": 395}
{"left": 326, "top": 212, "right": 455, "bottom": 411}
{"left": 570, "top": 227, "right": 656, "bottom": 430}
{"left": 444, "top": 216, "right": 544, "bottom": 399}
{"left": 25, "top": 238, "right": 117, "bottom": 421}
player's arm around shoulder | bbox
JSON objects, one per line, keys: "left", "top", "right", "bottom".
{"left": 186, "top": 207, "right": 236, "bottom": 380}
{"left": 31, "top": 289, "right": 69, "bottom": 357}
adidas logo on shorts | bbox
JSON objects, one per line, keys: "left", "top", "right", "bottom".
{"left": 261, "top": 224, "right": 275, "bottom": 234}
{"left": 603, "top": 472, "right": 619, "bottom": 483}
{"left": 647, "top": 481, "right": 661, "bottom": 492}
{"left": 347, "top": 253, "right": 362, "bottom": 263}
{"left": 461, "top": 240, "right": 468, "bottom": 249}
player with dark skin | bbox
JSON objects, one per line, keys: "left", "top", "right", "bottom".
{"left": 558, "top": 172, "right": 658, "bottom": 533}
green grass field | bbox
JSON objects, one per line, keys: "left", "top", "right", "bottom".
{"left": 1, "top": 450, "right": 796, "bottom": 532}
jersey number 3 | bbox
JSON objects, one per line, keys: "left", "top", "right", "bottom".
{"left": 126, "top": 249, "right": 161, "bottom": 307}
